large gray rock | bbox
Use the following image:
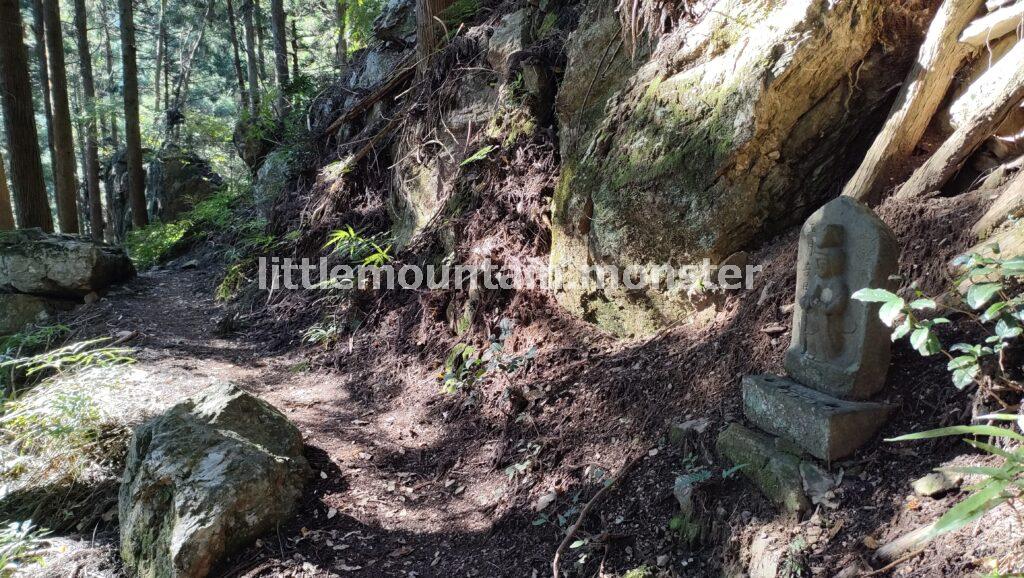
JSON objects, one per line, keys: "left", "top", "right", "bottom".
{"left": 742, "top": 375, "right": 892, "bottom": 461}
{"left": 716, "top": 423, "right": 809, "bottom": 516}
{"left": 373, "top": 0, "right": 416, "bottom": 44}
{"left": 119, "top": 383, "right": 310, "bottom": 578}
{"left": 785, "top": 196, "right": 899, "bottom": 400}
{"left": 0, "top": 229, "right": 135, "bottom": 299}
{"left": 147, "top": 146, "right": 224, "bottom": 222}
{"left": 551, "top": 0, "right": 928, "bottom": 336}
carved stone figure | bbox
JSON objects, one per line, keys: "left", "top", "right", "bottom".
{"left": 785, "top": 196, "right": 899, "bottom": 400}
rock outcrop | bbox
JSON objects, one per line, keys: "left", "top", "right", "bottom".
{"left": 119, "top": 382, "right": 310, "bottom": 578}
{"left": 0, "top": 229, "right": 135, "bottom": 299}
{"left": 146, "top": 145, "right": 224, "bottom": 222}
{"left": 0, "top": 294, "right": 73, "bottom": 336}
{"left": 551, "top": 0, "right": 929, "bottom": 336}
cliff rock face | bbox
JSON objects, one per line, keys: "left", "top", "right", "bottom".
{"left": 551, "top": 0, "right": 925, "bottom": 336}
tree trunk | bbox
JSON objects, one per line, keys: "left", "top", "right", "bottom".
{"left": 896, "top": 40, "right": 1024, "bottom": 200}
{"left": 841, "top": 0, "right": 984, "bottom": 205}
{"left": 43, "top": 0, "right": 80, "bottom": 234}
{"left": 74, "top": 0, "right": 104, "bottom": 241}
{"left": 335, "top": 0, "right": 347, "bottom": 67}
{"left": 416, "top": 0, "right": 456, "bottom": 74}
{"left": 153, "top": 0, "right": 166, "bottom": 118}
{"left": 227, "top": 0, "right": 248, "bottom": 104}
{"left": 974, "top": 168, "right": 1024, "bottom": 236}
{"left": 100, "top": 0, "right": 119, "bottom": 150}
{"left": 242, "top": 0, "right": 261, "bottom": 115}
{"left": 0, "top": 151, "right": 15, "bottom": 230}
{"left": 170, "top": 0, "right": 214, "bottom": 116}
{"left": 269, "top": 0, "right": 289, "bottom": 111}
{"left": 31, "top": 0, "right": 57, "bottom": 173}
{"left": 119, "top": 0, "right": 148, "bottom": 228}
{"left": 0, "top": 0, "right": 54, "bottom": 231}
{"left": 254, "top": 0, "right": 268, "bottom": 82}
{"left": 291, "top": 17, "right": 299, "bottom": 80}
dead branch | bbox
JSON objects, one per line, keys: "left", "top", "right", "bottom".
{"left": 841, "top": 0, "right": 984, "bottom": 204}
{"left": 974, "top": 167, "right": 1024, "bottom": 235}
{"left": 896, "top": 40, "right": 1024, "bottom": 200}
{"left": 551, "top": 451, "right": 643, "bottom": 578}
{"left": 960, "top": 1, "right": 1024, "bottom": 47}
{"left": 320, "top": 59, "right": 415, "bottom": 137}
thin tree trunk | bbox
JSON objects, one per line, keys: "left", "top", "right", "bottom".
{"left": 119, "top": 0, "right": 148, "bottom": 228}
{"left": 242, "top": 0, "right": 261, "bottom": 115}
{"left": 841, "top": 0, "right": 984, "bottom": 205}
{"left": 74, "top": 0, "right": 104, "bottom": 241}
{"left": 31, "top": 0, "right": 57, "bottom": 177}
{"left": 416, "top": 0, "right": 456, "bottom": 74}
{"left": 100, "top": 0, "right": 119, "bottom": 150}
{"left": 960, "top": 1, "right": 1024, "bottom": 47}
{"left": 269, "top": 0, "right": 289, "bottom": 111}
{"left": 44, "top": 0, "right": 80, "bottom": 234}
{"left": 974, "top": 168, "right": 1024, "bottom": 236}
{"left": 254, "top": 0, "right": 268, "bottom": 82}
{"left": 153, "top": 0, "right": 166, "bottom": 118}
{"left": 291, "top": 18, "right": 299, "bottom": 80}
{"left": 335, "top": 0, "right": 347, "bottom": 67}
{"left": 171, "top": 0, "right": 214, "bottom": 115}
{"left": 227, "top": 0, "right": 248, "bottom": 104}
{"left": 0, "top": 151, "right": 15, "bottom": 230}
{"left": 0, "top": 0, "right": 54, "bottom": 231}
{"left": 896, "top": 41, "right": 1024, "bottom": 200}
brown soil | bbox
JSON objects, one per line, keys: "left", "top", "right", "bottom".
{"left": 45, "top": 185, "right": 1021, "bottom": 577}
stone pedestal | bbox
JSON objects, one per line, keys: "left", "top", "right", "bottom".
{"left": 742, "top": 375, "right": 892, "bottom": 461}
{"left": 718, "top": 197, "right": 899, "bottom": 513}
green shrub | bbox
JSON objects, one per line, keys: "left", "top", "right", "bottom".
{"left": 0, "top": 520, "right": 48, "bottom": 577}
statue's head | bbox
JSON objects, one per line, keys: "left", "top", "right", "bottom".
{"left": 811, "top": 224, "right": 845, "bottom": 278}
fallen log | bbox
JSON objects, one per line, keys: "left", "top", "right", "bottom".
{"left": 974, "top": 167, "right": 1024, "bottom": 235}
{"left": 896, "top": 40, "right": 1024, "bottom": 200}
{"left": 841, "top": 0, "right": 984, "bottom": 205}
{"left": 961, "top": 1, "right": 1024, "bottom": 47}
{"left": 319, "top": 59, "right": 415, "bottom": 138}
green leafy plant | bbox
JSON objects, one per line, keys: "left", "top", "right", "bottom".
{"left": 323, "top": 226, "right": 393, "bottom": 267}
{"left": 460, "top": 145, "right": 497, "bottom": 167}
{"left": 0, "top": 520, "right": 48, "bottom": 577}
{"left": 302, "top": 317, "right": 342, "bottom": 349}
{"left": 856, "top": 246, "right": 1024, "bottom": 541}
{"left": 0, "top": 339, "right": 135, "bottom": 379}
{"left": 440, "top": 319, "right": 537, "bottom": 394}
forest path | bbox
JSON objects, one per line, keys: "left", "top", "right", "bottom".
{"left": 66, "top": 264, "right": 536, "bottom": 577}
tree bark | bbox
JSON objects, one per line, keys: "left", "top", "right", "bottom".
{"left": 416, "top": 0, "right": 457, "bottom": 73}
{"left": 896, "top": 40, "right": 1024, "bottom": 200}
{"left": 227, "top": 0, "right": 248, "bottom": 104}
{"left": 119, "top": 0, "right": 148, "bottom": 228}
{"left": 974, "top": 168, "right": 1024, "bottom": 236}
{"left": 269, "top": 0, "right": 289, "bottom": 111}
{"left": 960, "top": 1, "right": 1024, "bottom": 47}
{"left": 74, "top": 0, "right": 104, "bottom": 241}
{"left": 43, "top": 0, "right": 80, "bottom": 234}
{"left": 335, "top": 0, "right": 347, "bottom": 67}
{"left": 0, "top": 0, "right": 54, "bottom": 231}
{"left": 291, "top": 17, "right": 299, "bottom": 80}
{"left": 153, "top": 0, "right": 166, "bottom": 117}
{"left": 31, "top": 0, "right": 57, "bottom": 172}
{"left": 841, "top": 0, "right": 984, "bottom": 205}
{"left": 254, "top": 0, "right": 268, "bottom": 82}
{"left": 100, "top": 0, "right": 119, "bottom": 150}
{"left": 170, "top": 0, "right": 214, "bottom": 115}
{"left": 0, "top": 151, "right": 15, "bottom": 230}
{"left": 242, "top": 0, "right": 261, "bottom": 115}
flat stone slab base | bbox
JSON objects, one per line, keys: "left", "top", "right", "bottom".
{"left": 716, "top": 423, "right": 809, "bottom": 517}
{"left": 742, "top": 374, "right": 892, "bottom": 461}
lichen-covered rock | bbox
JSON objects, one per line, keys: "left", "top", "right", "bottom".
{"left": 119, "top": 383, "right": 310, "bottom": 578}
{"left": 373, "top": 0, "right": 416, "bottom": 44}
{"left": 254, "top": 149, "right": 293, "bottom": 218}
{"left": 552, "top": 0, "right": 927, "bottom": 336}
{"left": 146, "top": 145, "right": 224, "bottom": 221}
{"left": 0, "top": 229, "right": 135, "bottom": 298}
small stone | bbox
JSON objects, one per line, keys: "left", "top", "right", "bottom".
{"left": 84, "top": 291, "right": 100, "bottom": 304}
{"left": 912, "top": 472, "right": 963, "bottom": 498}
{"left": 673, "top": 476, "right": 694, "bottom": 515}
{"left": 656, "top": 554, "right": 670, "bottom": 567}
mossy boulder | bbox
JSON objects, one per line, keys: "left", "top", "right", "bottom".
{"left": 119, "top": 383, "right": 310, "bottom": 578}
{"left": 552, "top": 0, "right": 925, "bottom": 336}
{"left": 146, "top": 145, "right": 224, "bottom": 222}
